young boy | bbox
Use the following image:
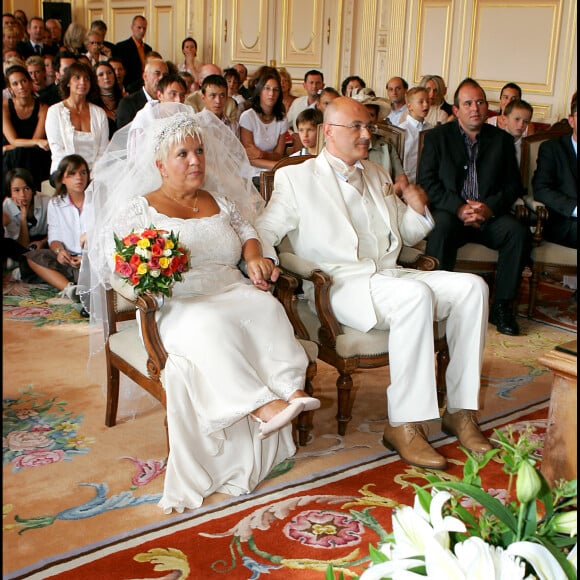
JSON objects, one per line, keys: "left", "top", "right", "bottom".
{"left": 501, "top": 99, "right": 534, "bottom": 166}
{"left": 399, "top": 86, "right": 433, "bottom": 183}
{"left": 291, "top": 108, "right": 324, "bottom": 156}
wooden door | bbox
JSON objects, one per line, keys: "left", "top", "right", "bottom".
{"left": 214, "top": 0, "right": 342, "bottom": 92}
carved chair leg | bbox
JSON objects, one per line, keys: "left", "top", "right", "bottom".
{"left": 436, "top": 346, "right": 450, "bottom": 412}
{"left": 336, "top": 372, "right": 354, "bottom": 436}
{"left": 294, "top": 410, "right": 314, "bottom": 446}
{"left": 528, "top": 268, "right": 540, "bottom": 318}
{"left": 293, "top": 363, "right": 317, "bottom": 446}
{"left": 105, "top": 366, "right": 120, "bottom": 427}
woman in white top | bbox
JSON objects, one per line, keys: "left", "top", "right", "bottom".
{"left": 45, "top": 62, "right": 108, "bottom": 179}
{"left": 3, "top": 168, "right": 49, "bottom": 279}
{"left": 177, "top": 37, "right": 201, "bottom": 91}
{"left": 25, "top": 154, "right": 90, "bottom": 301}
{"left": 239, "top": 67, "right": 288, "bottom": 185}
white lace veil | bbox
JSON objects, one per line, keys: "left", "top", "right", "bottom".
{"left": 79, "top": 104, "right": 264, "bottom": 419}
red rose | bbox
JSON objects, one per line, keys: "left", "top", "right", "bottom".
{"left": 123, "top": 233, "right": 140, "bottom": 246}
{"left": 129, "top": 254, "right": 142, "bottom": 270}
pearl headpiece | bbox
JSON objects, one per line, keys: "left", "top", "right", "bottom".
{"left": 153, "top": 111, "right": 202, "bottom": 153}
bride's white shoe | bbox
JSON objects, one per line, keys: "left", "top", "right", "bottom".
{"left": 288, "top": 396, "right": 321, "bottom": 412}
{"left": 252, "top": 400, "right": 306, "bottom": 440}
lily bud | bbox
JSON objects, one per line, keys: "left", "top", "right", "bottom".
{"left": 552, "top": 512, "right": 577, "bottom": 537}
{"left": 516, "top": 461, "right": 541, "bottom": 503}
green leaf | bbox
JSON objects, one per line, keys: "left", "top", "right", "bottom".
{"left": 522, "top": 499, "right": 538, "bottom": 539}
{"left": 368, "top": 542, "right": 389, "bottom": 564}
{"left": 536, "top": 470, "right": 554, "bottom": 520}
{"left": 413, "top": 485, "right": 432, "bottom": 515}
{"left": 432, "top": 481, "right": 518, "bottom": 532}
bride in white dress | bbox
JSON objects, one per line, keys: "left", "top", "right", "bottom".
{"left": 84, "top": 108, "right": 320, "bottom": 513}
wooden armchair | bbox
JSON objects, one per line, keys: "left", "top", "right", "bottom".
{"left": 519, "top": 120, "right": 576, "bottom": 316}
{"left": 104, "top": 286, "right": 169, "bottom": 445}
{"left": 261, "top": 157, "right": 449, "bottom": 436}
{"left": 104, "top": 284, "right": 318, "bottom": 447}
{"left": 375, "top": 122, "right": 406, "bottom": 163}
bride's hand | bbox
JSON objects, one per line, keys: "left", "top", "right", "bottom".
{"left": 246, "top": 257, "right": 280, "bottom": 291}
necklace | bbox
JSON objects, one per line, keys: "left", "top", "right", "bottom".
{"left": 66, "top": 99, "right": 84, "bottom": 114}
{"left": 162, "top": 189, "right": 200, "bottom": 213}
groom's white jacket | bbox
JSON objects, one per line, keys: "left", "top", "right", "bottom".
{"left": 256, "top": 152, "right": 434, "bottom": 333}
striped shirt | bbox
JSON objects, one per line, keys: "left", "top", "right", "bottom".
{"left": 459, "top": 126, "right": 480, "bottom": 201}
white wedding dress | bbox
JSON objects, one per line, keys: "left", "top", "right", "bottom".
{"left": 113, "top": 194, "right": 308, "bottom": 513}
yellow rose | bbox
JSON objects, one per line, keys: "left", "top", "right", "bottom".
{"left": 137, "top": 263, "right": 149, "bottom": 275}
{"left": 137, "top": 238, "right": 151, "bottom": 248}
{"left": 159, "top": 257, "right": 170, "bottom": 269}
{"left": 164, "top": 239, "right": 175, "bottom": 250}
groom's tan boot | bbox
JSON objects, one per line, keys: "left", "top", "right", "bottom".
{"left": 382, "top": 422, "right": 447, "bottom": 470}
{"left": 441, "top": 410, "right": 493, "bottom": 453}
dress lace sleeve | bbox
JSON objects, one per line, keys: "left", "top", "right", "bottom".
{"left": 217, "top": 194, "right": 259, "bottom": 245}
{"left": 111, "top": 197, "right": 151, "bottom": 238}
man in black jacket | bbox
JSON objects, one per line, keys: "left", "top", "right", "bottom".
{"left": 418, "top": 77, "right": 530, "bottom": 336}
{"left": 532, "top": 96, "right": 577, "bottom": 249}
{"left": 112, "top": 15, "right": 152, "bottom": 91}
{"left": 16, "top": 16, "right": 56, "bottom": 58}
{"left": 38, "top": 52, "right": 77, "bottom": 106}
{"left": 116, "top": 58, "right": 168, "bottom": 128}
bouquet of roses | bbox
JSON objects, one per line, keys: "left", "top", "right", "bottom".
{"left": 113, "top": 226, "right": 189, "bottom": 297}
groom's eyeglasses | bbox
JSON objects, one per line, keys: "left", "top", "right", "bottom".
{"left": 327, "top": 123, "right": 378, "bottom": 133}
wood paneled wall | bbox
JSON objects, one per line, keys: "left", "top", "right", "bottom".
{"left": 18, "top": 0, "right": 577, "bottom": 122}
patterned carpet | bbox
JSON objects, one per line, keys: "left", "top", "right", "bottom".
{"left": 2, "top": 280, "right": 88, "bottom": 326}
{"left": 2, "top": 276, "right": 576, "bottom": 579}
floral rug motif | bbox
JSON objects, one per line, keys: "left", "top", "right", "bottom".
{"left": 34, "top": 412, "right": 549, "bottom": 579}
{"left": 3, "top": 386, "right": 93, "bottom": 472}
{"left": 2, "top": 282, "right": 87, "bottom": 326}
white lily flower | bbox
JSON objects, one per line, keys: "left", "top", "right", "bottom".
{"left": 429, "top": 491, "right": 467, "bottom": 536}
{"left": 358, "top": 558, "right": 425, "bottom": 580}
{"left": 391, "top": 491, "right": 468, "bottom": 559}
{"left": 567, "top": 544, "right": 577, "bottom": 570}
{"left": 506, "top": 541, "right": 567, "bottom": 580}
{"left": 392, "top": 506, "right": 436, "bottom": 559}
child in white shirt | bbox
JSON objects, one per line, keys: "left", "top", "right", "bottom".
{"left": 400, "top": 87, "right": 433, "bottom": 183}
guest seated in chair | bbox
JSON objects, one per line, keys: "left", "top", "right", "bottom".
{"left": 418, "top": 78, "right": 531, "bottom": 336}
{"left": 501, "top": 99, "right": 533, "bottom": 166}
{"left": 25, "top": 154, "right": 90, "bottom": 302}
{"left": 256, "top": 96, "right": 492, "bottom": 472}
{"left": 86, "top": 107, "right": 319, "bottom": 513}
{"left": 350, "top": 87, "right": 408, "bottom": 191}
{"left": 290, "top": 107, "right": 323, "bottom": 156}
{"left": 3, "top": 167, "right": 49, "bottom": 280}
{"left": 532, "top": 96, "right": 577, "bottom": 249}
{"left": 240, "top": 67, "right": 289, "bottom": 189}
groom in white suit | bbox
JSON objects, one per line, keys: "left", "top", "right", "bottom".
{"left": 257, "top": 97, "right": 492, "bottom": 470}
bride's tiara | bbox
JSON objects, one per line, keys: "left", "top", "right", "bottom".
{"left": 153, "top": 112, "right": 202, "bottom": 152}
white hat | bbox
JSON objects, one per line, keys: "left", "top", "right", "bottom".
{"left": 350, "top": 87, "right": 391, "bottom": 121}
